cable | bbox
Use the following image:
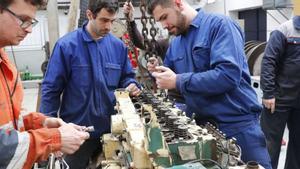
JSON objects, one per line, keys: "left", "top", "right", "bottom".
{"left": 186, "top": 159, "right": 223, "bottom": 169}
{"left": 10, "top": 45, "right": 18, "bottom": 70}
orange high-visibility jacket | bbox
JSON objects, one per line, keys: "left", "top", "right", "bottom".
{"left": 0, "top": 48, "right": 61, "bottom": 169}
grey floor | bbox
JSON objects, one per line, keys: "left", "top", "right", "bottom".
{"left": 22, "top": 88, "right": 288, "bottom": 169}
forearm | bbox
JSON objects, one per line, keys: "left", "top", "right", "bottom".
{"left": 23, "top": 128, "right": 61, "bottom": 168}
{"left": 128, "top": 21, "right": 146, "bottom": 50}
{"left": 0, "top": 128, "right": 61, "bottom": 169}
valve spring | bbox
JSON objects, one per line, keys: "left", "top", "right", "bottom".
{"left": 173, "top": 120, "right": 184, "bottom": 138}
{"left": 151, "top": 98, "right": 160, "bottom": 108}
{"left": 145, "top": 93, "right": 153, "bottom": 103}
{"left": 156, "top": 105, "right": 164, "bottom": 118}
{"left": 159, "top": 107, "right": 170, "bottom": 118}
{"left": 178, "top": 125, "right": 188, "bottom": 139}
{"left": 166, "top": 115, "right": 178, "bottom": 131}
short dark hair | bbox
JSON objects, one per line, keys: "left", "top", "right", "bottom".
{"left": 147, "top": 0, "right": 173, "bottom": 15}
{"left": 0, "top": 0, "right": 46, "bottom": 9}
{"left": 88, "top": 0, "right": 119, "bottom": 17}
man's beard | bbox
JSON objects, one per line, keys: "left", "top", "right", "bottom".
{"left": 172, "top": 11, "right": 187, "bottom": 36}
{"left": 92, "top": 21, "right": 109, "bottom": 38}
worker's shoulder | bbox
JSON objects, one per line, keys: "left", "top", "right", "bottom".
{"left": 202, "top": 11, "right": 233, "bottom": 24}
{"left": 55, "top": 28, "right": 83, "bottom": 46}
{"left": 195, "top": 11, "right": 238, "bottom": 33}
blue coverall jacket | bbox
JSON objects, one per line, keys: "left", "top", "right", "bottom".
{"left": 169, "top": 10, "right": 261, "bottom": 135}
{"left": 40, "top": 23, "right": 138, "bottom": 138}
{"left": 166, "top": 10, "right": 271, "bottom": 168}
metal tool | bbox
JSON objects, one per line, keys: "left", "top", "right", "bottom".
{"left": 84, "top": 126, "right": 95, "bottom": 132}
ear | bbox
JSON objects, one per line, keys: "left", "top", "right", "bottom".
{"left": 86, "top": 9, "right": 94, "bottom": 20}
{"left": 174, "top": 0, "right": 183, "bottom": 10}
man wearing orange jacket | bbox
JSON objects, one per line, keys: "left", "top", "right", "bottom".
{"left": 0, "top": 0, "right": 90, "bottom": 168}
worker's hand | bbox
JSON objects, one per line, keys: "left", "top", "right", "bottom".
{"left": 152, "top": 66, "right": 176, "bottom": 89}
{"left": 126, "top": 83, "right": 141, "bottom": 96}
{"left": 58, "top": 123, "right": 90, "bottom": 154}
{"left": 123, "top": 1, "right": 134, "bottom": 21}
{"left": 43, "top": 117, "right": 66, "bottom": 128}
{"left": 147, "top": 57, "right": 159, "bottom": 73}
{"left": 262, "top": 98, "right": 276, "bottom": 114}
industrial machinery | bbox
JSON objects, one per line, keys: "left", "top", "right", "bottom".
{"left": 101, "top": 89, "right": 262, "bottom": 169}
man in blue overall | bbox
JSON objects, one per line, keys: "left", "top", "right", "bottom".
{"left": 40, "top": 0, "right": 140, "bottom": 168}
{"left": 146, "top": 0, "right": 272, "bottom": 168}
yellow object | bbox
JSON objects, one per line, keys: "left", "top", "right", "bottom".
{"left": 102, "top": 134, "right": 121, "bottom": 160}
{"left": 293, "top": 0, "right": 300, "bottom": 15}
{"left": 111, "top": 114, "right": 124, "bottom": 134}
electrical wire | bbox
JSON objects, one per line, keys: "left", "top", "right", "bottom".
{"left": 10, "top": 45, "right": 18, "bottom": 70}
{"left": 186, "top": 159, "right": 223, "bottom": 169}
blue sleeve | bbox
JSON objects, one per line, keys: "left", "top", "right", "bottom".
{"left": 40, "top": 42, "right": 70, "bottom": 117}
{"left": 260, "top": 30, "right": 286, "bottom": 99}
{"left": 176, "top": 19, "right": 243, "bottom": 96}
{"left": 119, "top": 46, "right": 140, "bottom": 88}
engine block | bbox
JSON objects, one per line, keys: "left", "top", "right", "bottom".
{"left": 101, "top": 89, "right": 262, "bottom": 169}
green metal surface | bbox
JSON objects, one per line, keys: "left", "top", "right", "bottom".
{"left": 168, "top": 142, "right": 201, "bottom": 165}
{"left": 145, "top": 124, "right": 218, "bottom": 168}
{"left": 146, "top": 125, "right": 171, "bottom": 167}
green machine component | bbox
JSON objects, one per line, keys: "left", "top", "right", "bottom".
{"left": 145, "top": 125, "right": 218, "bottom": 168}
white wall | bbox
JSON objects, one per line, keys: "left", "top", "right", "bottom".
{"left": 226, "top": 0, "right": 262, "bottom": 11}
{"left": 203, "top": 0, "right": 226, "bottom": 14}
{"left": 198, "top": 0, "right": 292, "bottom": 40}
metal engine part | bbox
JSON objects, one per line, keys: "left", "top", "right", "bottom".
{"left": 101, "top": 89, "right": 264, "bottom": 169}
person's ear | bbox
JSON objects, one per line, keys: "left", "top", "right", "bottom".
{"left": 86, "top": 9, "right": 94, "bottom": 20}
{"left": 174, "top": 0, "right": 183, "bottom": 10}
